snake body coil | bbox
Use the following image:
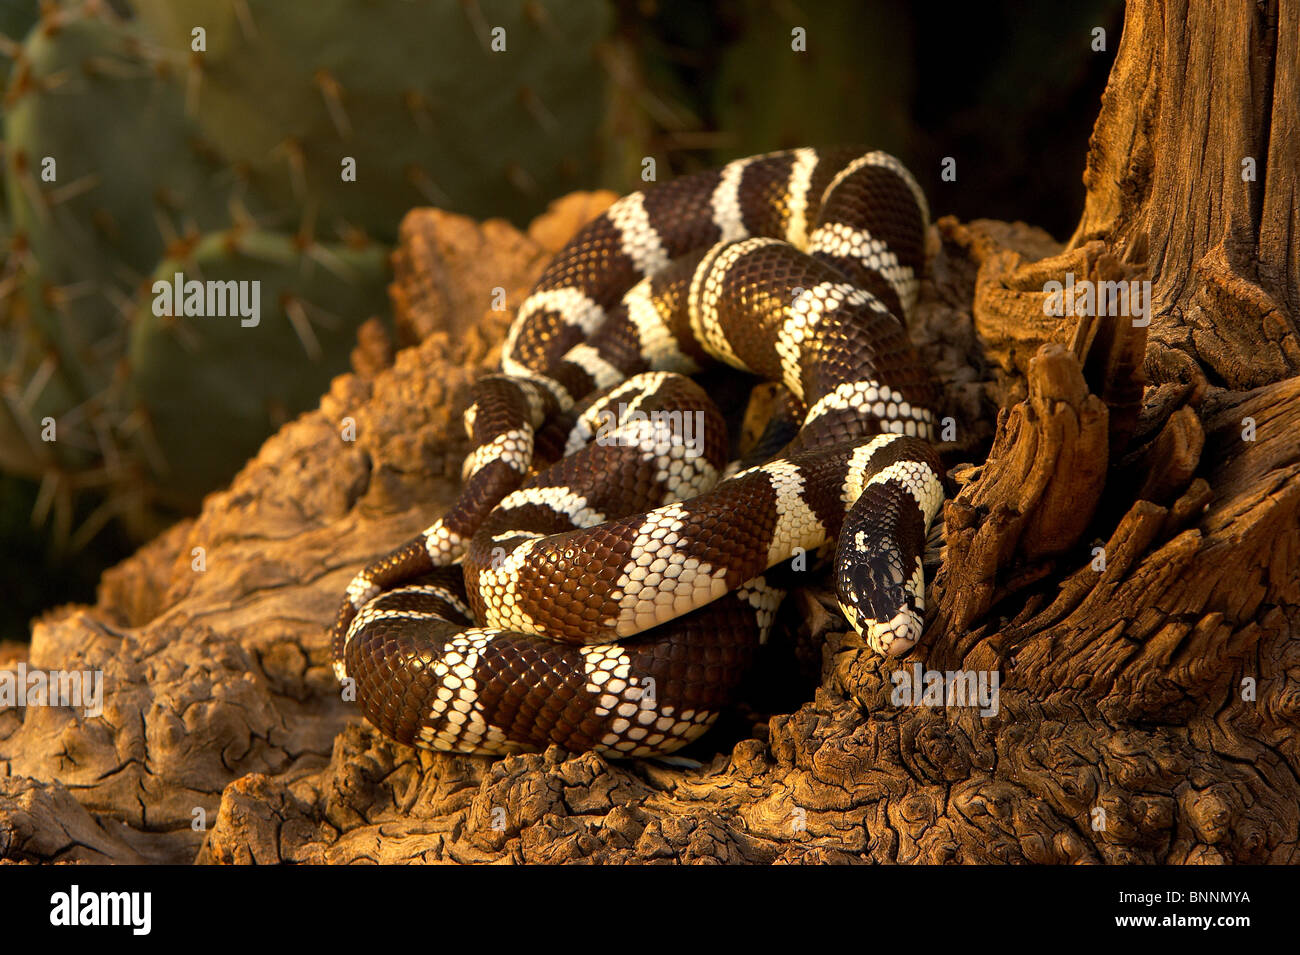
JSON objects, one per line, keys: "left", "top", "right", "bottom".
{"left": 331, "top": 147, "right": 945, "bottom": 757}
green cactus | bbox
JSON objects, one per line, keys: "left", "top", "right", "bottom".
{"left": 0, "top": 0, "right": 40, "bottom": 218}
{"left": 130, "top": 0, "right": 615, "bottom": 239}
{"left": 128, "top": 227, "right": 389, "bottom": 504}
{"left": 0, "top": 0, "right": 625, "bottom": 554}
{"left": 3, "top": 5, "right": 239, "bottom": 393}
{"left": 0, "top": 0, "right": 38, "bottom": 86}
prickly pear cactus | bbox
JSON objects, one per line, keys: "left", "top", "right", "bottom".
{"left": 0, "top": 0, "right": 621, "bottom": 544}
{"left": 0, "top": 0, "right": 38, "bottom": 87}
{"left": 0, "top": 0, "right": 39, "bottom": 218}
{"left": 0, "top": 2, "right": 386, "bottom": 527}
{"left": 3, "top": 5, "right": 235, "bottom": 398}
{"left": 128, "top": 228, "right": 389, "bottom": 503}
{"left": 131, "top": 0, "right": 615, "bottom": 239}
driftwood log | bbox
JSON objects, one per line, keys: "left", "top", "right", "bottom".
{"left": 1, "top": 0, "right": 1296, "bottom": 864}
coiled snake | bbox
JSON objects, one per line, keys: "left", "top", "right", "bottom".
{"left": 331, "top": 147, "right": 945, "bottom": 758}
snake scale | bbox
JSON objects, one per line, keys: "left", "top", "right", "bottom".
{"left": 330, "top": 147, "right": 945, "bottom": 758}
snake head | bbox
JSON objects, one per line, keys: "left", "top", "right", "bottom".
{"left": 835, "top": 534, "right": 927, "bottom": 656}
{"left": 834, "top": 439, "right": 941, "bottom": 657}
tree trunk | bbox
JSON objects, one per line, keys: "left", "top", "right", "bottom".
{"left": 0, "top": 0, "right": 1296, "bottom": 864}
{"left": 912, "top": 0, "right": 1300, "bottom": 861}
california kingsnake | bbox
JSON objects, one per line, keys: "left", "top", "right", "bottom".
{"left": 331, "top": 147, "right": 945, "bottom": 758}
